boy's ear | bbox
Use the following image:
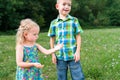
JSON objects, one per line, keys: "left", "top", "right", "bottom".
{"left": 55, "top": 4, "right": 59, "bottom": 9}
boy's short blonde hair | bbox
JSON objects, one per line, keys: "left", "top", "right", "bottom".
{"left": 56, "top": 0, "right": 72, "bottom": 3}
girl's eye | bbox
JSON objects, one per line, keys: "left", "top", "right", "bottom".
{"left": 34, "top": 34, "right": 37, "bottom": 36}
{"left": 63, "top": 3, "right": 66, "bottom": 6}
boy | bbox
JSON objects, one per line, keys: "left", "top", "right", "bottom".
{"left": 48, "top": 0, "right": 84, "bottom": 80}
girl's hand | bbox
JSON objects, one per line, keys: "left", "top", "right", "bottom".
{"left": 33, "top": 63, "right": 44, "bottom": 68}
{"left": 54, "top": 43, "right": 63, "bottom": 51}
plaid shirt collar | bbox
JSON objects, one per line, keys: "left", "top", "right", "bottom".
{"left": 56, "top": 15, "right": 74, "bottom": 22}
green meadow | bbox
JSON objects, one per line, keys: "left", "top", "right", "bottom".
{"left": 0, "top": 28, "right": 120, "bottom": 80}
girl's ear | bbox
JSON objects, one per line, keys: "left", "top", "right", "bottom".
{"left": 23, "top": 31, "right": 28, "bottom": 37}
{"left": 55, "top": 4, "right": 59, "bottom": 10}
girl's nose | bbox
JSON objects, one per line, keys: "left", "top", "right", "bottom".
{"left": 36, "top": 35, "right": 39, "bottom": 39}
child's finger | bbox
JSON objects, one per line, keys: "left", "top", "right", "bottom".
{"left": 41, "top": 65, "right": 44, "bottom": 68}
{"left": 74, "top": 54, "right": 79, "bottom": 62}
{"left": 74, "top": 54, "right": 77, "bottom": 62}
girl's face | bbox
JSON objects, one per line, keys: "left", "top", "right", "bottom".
{"left": 56, "top": 0, "right": 71, "bottom": 17}
{"left": 24, "top": 27, "right": 39, "bottom": 44}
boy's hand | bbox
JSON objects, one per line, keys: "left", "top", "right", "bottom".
{"left": 74, "top": 52, "right": 80, "bottom": 62}
{"left": 52, "top": 54, "right": 57, "bottom": 64}
{"left": 33, "top": 63, "right": 44, "bottom": 68}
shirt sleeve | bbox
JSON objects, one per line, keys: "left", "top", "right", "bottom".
{"left": 48, "top": 21, "right": 56, "bottom": 37}
{"left": 74, "top": 18, "right": 83, "bottom": 35}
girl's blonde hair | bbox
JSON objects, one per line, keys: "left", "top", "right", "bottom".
{"left": 16, "top": 18, "right": 40, "bottom": 45}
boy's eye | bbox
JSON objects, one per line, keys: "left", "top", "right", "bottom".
{"left": 68, "top": 4, "right": 71, "bottom": 6}
{"left": 63, "top": 3, "right": 71, "bottom": 6}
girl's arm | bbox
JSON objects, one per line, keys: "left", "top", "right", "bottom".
{"left": 16, "top": 44, "right": 43, "bottom": 68}
{"left": 36, "top": 41, "right": 63, "bottom": 55}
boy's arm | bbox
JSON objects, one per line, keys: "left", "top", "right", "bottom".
{"left": 50, "top": 37, "right": 57, "bottom": 64}
{"left": 50, "top": 37, "right": 55, "bottom": 49}
{"left": 74, "top": 33, "right": 81, "bottom": 62}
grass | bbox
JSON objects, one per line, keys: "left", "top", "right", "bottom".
{"left": 0, "top": 28, "right": 120, "bottom": 80}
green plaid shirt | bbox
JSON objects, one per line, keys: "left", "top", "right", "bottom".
{"left": 48, "top": 15, "right": 83, "bottom": 61}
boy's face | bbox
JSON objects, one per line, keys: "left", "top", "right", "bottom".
{"left": 56, "top": 0, "right": 71, "bottom": 16}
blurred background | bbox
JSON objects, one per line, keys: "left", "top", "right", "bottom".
{"left": 0, "top": 0, "right": 120, "bottom": 33}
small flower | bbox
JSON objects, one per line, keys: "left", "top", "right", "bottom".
{"left": 44, "top": 55, "right": 47, "bottom": 58}
{"left": 45, "top": 75, "right": 49, "bottom": 78}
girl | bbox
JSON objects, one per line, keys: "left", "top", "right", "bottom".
{"left": 16, "top": 18, "right": 63, "bottom": 80}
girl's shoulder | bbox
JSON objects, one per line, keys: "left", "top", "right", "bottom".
{"left": 35, "top": 43, "right": 41, "bottom": 47}
{"left": 16, "top": 44, "right": 24, "bottom": 50}
{"left": 16, "top": 43, "right": 23, "bottom": 47}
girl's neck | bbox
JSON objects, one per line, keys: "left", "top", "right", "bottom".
{"left": 23, "top": 41, "right": 35, "bottom": 47}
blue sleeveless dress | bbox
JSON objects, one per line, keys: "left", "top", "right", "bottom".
{"left": 16, "top": 45, "right": 43, "bottom": 80}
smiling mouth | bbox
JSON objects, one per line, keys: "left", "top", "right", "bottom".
{"left": 64, "top": 10, "right": 69, "bottom": 12}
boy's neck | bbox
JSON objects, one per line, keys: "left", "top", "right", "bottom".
{"left": 59, "top": 14, "right": 68, "bottom": 20}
